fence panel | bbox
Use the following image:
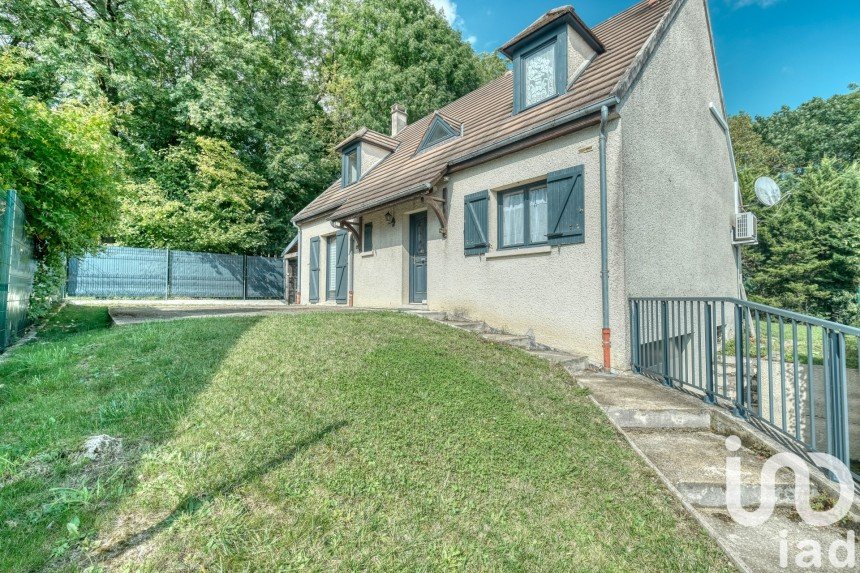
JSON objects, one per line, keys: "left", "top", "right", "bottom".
{"left": 1, "top": 190, "right": 36, "bottom": 351}
{"left": 246, "top": 255, "right": 285, "bottom": 299}
{"left": 68, "top": 246, "right": 167, "bottom": 298}
{"left": 68, "top": 246, "right": 284, "bottom": 299}
{"left": 169, "top": 251, "right": 244, "bottom": 298}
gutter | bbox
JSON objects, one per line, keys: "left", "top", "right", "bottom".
{"left": 599, "top": 105, "right": 612, "bottom": 370}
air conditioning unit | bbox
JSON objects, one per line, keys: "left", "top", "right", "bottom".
{"left": 733, "top": 212, "right": 758, "bottom": 245}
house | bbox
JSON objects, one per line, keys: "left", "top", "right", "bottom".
{"left": 291, "top": 0, "right": 742, "bottom": 370}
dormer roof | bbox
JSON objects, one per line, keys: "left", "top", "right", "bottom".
{"left": 499, "top": 5, "right": 605, "bottom": 58}
{"left": 334, "top": 128, "right": 399, "bottom": 153}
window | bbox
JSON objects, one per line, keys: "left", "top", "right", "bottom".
{"left": 417, "top": 115, "right": 458, "bottom": 152}
{"left": 363, "top": 222, "right": 373, "bottom": 251}
{"left": 523, "top": 42, "right": 556, "bottom": 107}
{"left": 326, "top": 236, "right": 337, "bottom": 299}
{"left": 342, "top": 144, "right": 360, "bottom": 186}
{"left": 498, "top": 183, "right": 548, "bottom": 249}
{"left": 511, "top": 25, "right": 568, "bottom": 114}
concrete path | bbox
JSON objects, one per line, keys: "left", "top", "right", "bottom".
{"left": 576, "top": 372, "right": 859, "bottom": 573}
{"left": 67, "top": 299, "right": 362, "bottom": 326}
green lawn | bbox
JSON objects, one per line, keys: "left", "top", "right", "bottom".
{"left": 1, "top": 306, "right": 733, "bottom": 572}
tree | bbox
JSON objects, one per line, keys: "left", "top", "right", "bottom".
{"left": 0, "top": 51, "right": 123, "bottom": 316}
{"left": 742, "top": 160, "right": 859, "bottom": 323}
{"left": 753, "top": 85, "right": 860, "bottom": 167}
{"left": 319, "top": 0, "right": 507, "bottom": 139}
{"left": 117, "top": 137, "right": 270, "bottom": 253}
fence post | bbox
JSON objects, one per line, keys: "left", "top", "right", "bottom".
{"left": 165, "top": 248, "right": 171, "bottom": 299}
{"left": 242, "top": 255, "right": 248, "bottom": 300}
{"left": 732, "top": 304, "right": 746, "bottom": 418}
{"left": 661, "top": 300, "right": 672, "bottom": 387}
{"left": 630, "top": 300, "right": 641, "bottom": 373}
{"left": 704, "top": 304, "right": 716, "bottom": 404}
{"left": 825, "top": 331, "right": 849, "bottom": 471}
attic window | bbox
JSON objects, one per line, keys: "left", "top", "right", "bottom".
{"left": 342, "top": 143, "right": 360, "bottom": 186}
{"left": 417, "top": 115, "right": 458, "bottom": 152}
{"left": 523, "top": 42, "right": 557, "bottom": 107}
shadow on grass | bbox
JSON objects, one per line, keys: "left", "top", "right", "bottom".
{"left": 0, "top": 310, "right": 274, "bottom": 571}
{"left": 94, "top": 421, "right": 347, "bottom": 563}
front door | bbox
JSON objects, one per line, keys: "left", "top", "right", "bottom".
{"left": 409, "top": 211, "right": 428, "bottom": 303}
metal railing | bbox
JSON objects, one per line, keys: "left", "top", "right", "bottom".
{"left": 629, "top": 297, "right": 860, "bottom": 479}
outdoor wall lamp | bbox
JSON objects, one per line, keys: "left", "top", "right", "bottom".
{"left": 385, "top": 212, "right": 395, "bottom": 227}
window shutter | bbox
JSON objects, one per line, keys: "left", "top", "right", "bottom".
{"left": 309, "top": 237, "right": 320, "bottom": 303}
{"left": 547, "top": 165, "right": 585, "bottom": 246}
{"left": 363, "top": 222, "right": 373, "bottom": 252}
{"left": 463, "top": 190, "right": 489, "bottom": 256}
{"left": 335, "top": 230, "right": 348, "bottom": 303}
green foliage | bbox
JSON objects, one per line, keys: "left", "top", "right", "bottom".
{"left": 741, "top": 160, "right": 860, "bottom": 323}
{"left": 319, "top": 0, "right": 507, "bottom": 137}
{"left": 1, "top": 0, "right": 505, "bottom": 258}
{"left": 732, "top": 88, "right": 860, "bottom": 324}
{"left": 117, "top": 137, "right": 270, "bottom": 253}
{"left": 753, "top": 85, "right": 860, "bottom": 167}
{"left": 0, "top": 51, "right": 123, "bottom": 316}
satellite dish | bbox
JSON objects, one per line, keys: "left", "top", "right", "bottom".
{"left": 754, "top": 176, "right": 782, "bottom": 207}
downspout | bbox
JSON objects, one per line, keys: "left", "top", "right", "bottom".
{"left": 709, "top": 103, "right": 746, "bottom": 301}
{"left": 599, "top": 105, "right": 611, "bottom": 370}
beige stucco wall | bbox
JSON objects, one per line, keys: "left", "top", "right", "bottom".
{"left": 618, "top": 0, "right": 738, "bottom": 303}
{"left": 361, "top": 142, "right": 390, "bottom": 176}
{"left": 566, "top": 24, "right": 595, "bottom": 85}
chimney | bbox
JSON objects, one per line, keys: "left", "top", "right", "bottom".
{"left": 391, "top": 103, "right": 407, "bottom": 136}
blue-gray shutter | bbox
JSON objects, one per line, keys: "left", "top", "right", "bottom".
{"left": 335, "top": 230, "right": 348, "bottom": 303}
{"left": 309, "top": 237, "right": 320, "bottom": 303}
{"left": 547, "top": 165, "right": 584, "bottom": 245}
{"left": 464, "top": 190, "right": 489, "bottom": 256}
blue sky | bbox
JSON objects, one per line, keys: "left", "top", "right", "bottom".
{"left": 431, "top": 0, "right": 860, "bottom": 117}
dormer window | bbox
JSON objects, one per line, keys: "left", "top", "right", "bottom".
{"left": 500, "top": 6, "right": 605, "bottom": 115}
{"left": 417, "top": 113, "right": 460, "bottom": 153}
{"left": 523, "top": 41, "right": 557, "bottom": 107}
{"left": 343, "top": 144, "right": 360, "bottom": 186}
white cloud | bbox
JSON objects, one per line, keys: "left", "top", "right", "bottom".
{"left": 466, "top": 35, "right": 477, "bottom": 45}
{"left": 729, "top": 0, "right": 783, "bottom": 8}
{"left": 430, "top": 0, "right": 458, "bottom": 25}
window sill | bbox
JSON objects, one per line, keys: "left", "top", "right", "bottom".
{"left": 485, "top": 245, "right": 552, "bottom": 259}
{"left": 360, "top": 251, "right": 374, "bottom": 258}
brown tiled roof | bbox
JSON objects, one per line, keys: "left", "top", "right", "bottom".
{"left": 294, "top": 0, "right": 675, "bottom": 223}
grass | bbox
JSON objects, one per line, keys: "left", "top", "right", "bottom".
{"left": 1, "top": 306, "right": 734, "bottom": 572}
{"left": 724, "top": 317, "right": 859, "bottom": 369}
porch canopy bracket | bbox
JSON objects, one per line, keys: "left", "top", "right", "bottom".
{"left": 421, "top": 191, "right": 447, "bottom": 237}
{"left": 336, "top": 220, "right": 362, "bottom": 249}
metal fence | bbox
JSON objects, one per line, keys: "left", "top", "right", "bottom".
{"left": 629, "top": 296, "right": 860, "bottom": 480}
{"left": 1, "top": 190, "right": 36, "bottom": 351}
{"left": 68, "top": 246, "right": 285, "bottom": 299}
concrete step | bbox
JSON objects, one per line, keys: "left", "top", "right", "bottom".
{"left": 442, "top": 320, "right": 488, "bottom": 333}
{"left": 403, "top": 310, "right": 448, "bottom": 321}
{"left": 527, "top": 349, "right": 589, "bottom": 374}
{"left": 576, "top": 374, "right": 711, "bottom": 429}
{"left": 628, "top": 431, "right": 814, "bottom": 509}
{"left": 480, "top": 332, "right": 533, "bottom": 349}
